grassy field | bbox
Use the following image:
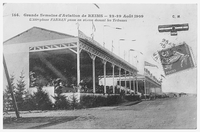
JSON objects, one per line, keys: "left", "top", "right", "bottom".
{"left": 3, "top": 95, "right": 197, "bottom": 129}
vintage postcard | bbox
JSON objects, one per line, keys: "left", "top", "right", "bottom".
{"left": 3, "top": 3, "right": 197, "bottom": 129}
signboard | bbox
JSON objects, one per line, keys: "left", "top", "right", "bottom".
{"left": 158, "top": 43, "right": 194, "bottom": 75}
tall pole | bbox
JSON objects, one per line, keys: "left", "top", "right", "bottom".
{"left": 136, "top": 57, "right": 138, "bottom": 94}
{"left": 3, "top": 55, "right": 20, "bottom": 118}
{"left": 77, "top": 41, "right": 80, "bottom": 91}
{"left": 104, "top": 25, "right": 122, "bottom": 49}
{"left": 118, "top": 39, "right": 124, "bottom": 56}
{"left": 131, "top": 50, "right": 143, "bottom": 95}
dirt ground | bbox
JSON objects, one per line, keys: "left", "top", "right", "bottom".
{"left": 3, "top": 95, "right": 197, "bottom": 129}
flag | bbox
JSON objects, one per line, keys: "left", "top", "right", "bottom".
{"left": 161, "top": 74, "right": 165, "bottom": 78}
{"left": 76, "top": 22, "right": 80, "bottom": 30}
{"left": 144, "top": 61, "right": 158, "bottom": 68}
{"left": 92, "top": 21, "right": 96, "bottom": 32}
{"left": 91, "top": 21, "right": 96, "bottom": 39}
{"left": 111, "top": 40, "right": 114, "bottom": 52}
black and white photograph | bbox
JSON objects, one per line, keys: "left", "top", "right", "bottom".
{"left": 2, "top": 2, "right": 198, "bottom": 130}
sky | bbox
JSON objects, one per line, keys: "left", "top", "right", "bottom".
{"left": 3, "top": 3, "right": 197, "bottom": 93}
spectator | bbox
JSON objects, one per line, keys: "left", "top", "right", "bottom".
{"left": 54, "top": 78, "right": 63, "bottom": 95}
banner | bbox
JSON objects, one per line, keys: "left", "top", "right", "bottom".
{"left": 144, "top": 61, "right": 158, "bottom": 68}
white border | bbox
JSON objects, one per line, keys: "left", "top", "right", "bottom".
{"left": 1, "top": 1, "right": 199, "bottom": 132}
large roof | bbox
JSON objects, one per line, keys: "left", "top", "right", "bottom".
{"left": 3, "top": 27, "right": 75, "bottom": 45}
{"left": 4, "top": 26, "right": 138, "bottom": 73}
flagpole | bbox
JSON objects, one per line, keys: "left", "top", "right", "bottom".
{"left": 91, "top": 21, "right": 96, "bottom": 40}
{"left": 128, "top": 50, "right": 130, "bottom": 63}
{"left": 111, "top": 40, "right": 114, "bottom": 52}
{"left": 104, "top": 25, "right": 122, "bottom": 49}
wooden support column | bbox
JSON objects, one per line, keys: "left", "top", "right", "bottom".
{"left": 144, "top": 79, "right": 146, "bottom": 99}
{"left": 92, "top": 57, "right": 96, "bottom": 93}
{"left": 125, "top": 70, "right": 127, "bottom": 94}
{"left": 133, "top": 79, "right": 135, "bottom": 93}
{"left": 136, "top": 76, "right": 138, "bottom": 94}
{"left": 133, "top": 74, "right": 135, "bottom": 93}
{"left": 147, "top": 81, "right": 149, "bottom": 95}
{"left": 112, "top": 64, "right": 115, "bottom": 94}
{"left": 102, "top": 60, "right": 107, "bottom": 94}
{"left": 89, "top": 53, "right": 96, "bottom": 93}
{"left": 119, "top": 68, "right": 121, "bottom": 92}
{"left": 77, "top": 42, "right": 80, "bottom": 91}
{"left": 129, "top": 72, "right": 132, "bottom": 91}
